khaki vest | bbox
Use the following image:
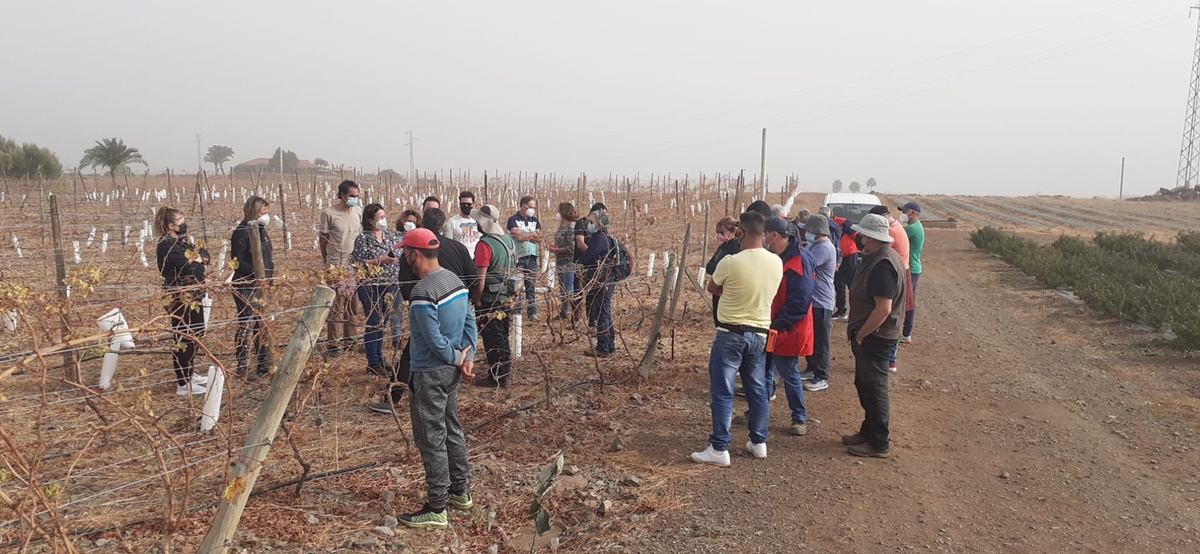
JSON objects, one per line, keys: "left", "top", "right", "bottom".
{"left": 847, "top": 246, "right": 906, "bottom": 340}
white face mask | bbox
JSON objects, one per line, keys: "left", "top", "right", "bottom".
{"left": 375, "top": 218, "right": 388, "bottom": 231}
{"left": 403, "top": 221, "right": 417, "bottom": 232}
{"left": 899, "top": 213, "right": 910, "bottom": 224}
{"left": 525, "top": 208, "right": 536, "bottom": 218}
{"left": 256, "top": 214, "right": 270, "bottom": 227}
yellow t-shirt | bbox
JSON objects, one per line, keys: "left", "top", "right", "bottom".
{"left": 712, "top": 247, "right": 783, "bottom": 330}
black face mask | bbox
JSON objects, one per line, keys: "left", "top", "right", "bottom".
{"left": 460, "top": 203, "right": 472, "bottom": 216}
{"left": 854, "top": 235, "right": 865, "bottom": 251}
{"left": 176, "top": 222, "right": 188, "bottom": 236}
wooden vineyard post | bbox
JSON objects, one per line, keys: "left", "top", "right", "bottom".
{"left": 668, "top": 223, "right": 691, "bottom": 321}
{"left": 638, "top": 257, "right": 676, "bottom": 379}
{"left": 49, "top": 194, "right": 77, "bottom": 379}
{"left": 247, "top": 223, "right": 275, "bottom": 368}
{"left": 197, "top": 285, "right": 335, "bottom": 554}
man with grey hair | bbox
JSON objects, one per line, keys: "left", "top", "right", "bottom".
{"left": 578, "top": 209, "right": 617, "bottom": 357}
{"left": 770, "top": 204, "right": 786, "bottom": 217}
{"left": 791, "top": 209, "right": 811, "bottom": 243}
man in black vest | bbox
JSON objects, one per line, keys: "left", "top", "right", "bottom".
{"left": 843, "top": 213, "right": 906, "bottom": 458}
{"left": 471, "top": 205, "right": 519, "bottom": 388}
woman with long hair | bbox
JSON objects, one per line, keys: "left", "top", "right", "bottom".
{"left": 550, "top": 202, "right": 583, "bottom": 322}
{"left": 154, "top": 207, "right": 211, "bottom": 395}
{"left": 352, "top": 203, "right": 401, "bottom": 376}
{"left": 229, "top": 196, "right": 274, "bottom": 381}
{"left": 396, "top": 209, "right": 421, "bottom": 240}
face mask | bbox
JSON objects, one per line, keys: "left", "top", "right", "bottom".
{"left": 717, "top": 232, "right": 732, "bottom": 243}
{"left": 176, "top": 222, "right": 188, "bottom": 236}
{"left": 854, "top": 235, "right": 865, "bottom": 251}
{"left": 345, "top": 197, "right": 360, "bottom": 208}
{"left": 525, "top": 208, "right": 536, "bottom": 218}
{"left": 375, "top": 218, "right": 388, "bottom": 231}
{"left": 460, "top": 203, "right": 472, "bottom": 216}
{"left": 899, "top": 213, "right": 910, "bottom": 224}
{"left": 257, "top": 214, "right": 270, "bottom": 227}
{"left": 586, "top": 222, "right": 597, "bottom": 234}
{"left": 403, "top": 221, "right": 417, "bottom": 232}
{"left": 805, "top": 231, "right": 817, "bottom": 244}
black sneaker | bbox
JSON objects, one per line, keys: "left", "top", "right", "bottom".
{"left": 324, "top": 346, "right": 341, "bottom": 359}
{"left": 847, "top": 443, "right": 891, "bottom": 458}
{"left": 369, "top": 401, "right": 396, "bottom": 415}
{"left": 366, "top": 363, "right": 389, "bottom": 377}
{"left": 398, "top": 503, "right": 448, "bottom": 529}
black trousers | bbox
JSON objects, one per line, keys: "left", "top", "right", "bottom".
{"left": 851, "top": 335, "right": 896, "bottom": 450}
{"left": 233, "top": 286, "right": 269, "bottom": 375}
{"left": 477, "top": 300, "right": 512, "bottom": 382}
{"left": 167, "top": 291, "right": 205, "bottom": 387}
{"left": 834, "top": 253, "right": 859, "bottom": 313}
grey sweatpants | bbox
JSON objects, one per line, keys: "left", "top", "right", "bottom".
{"left": 409, "top": 365, "right": 469, "bottom": 510}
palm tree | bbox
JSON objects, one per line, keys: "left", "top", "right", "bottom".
{"left": 80, "top": 138, "right": 147, "bottom": 186}
{"left": 204, "top": 145, "right": 235, "bottom": 175}
{"left": 832, "top": 179, "right": 843, "bottom": 193}
{"left": 849, "top": 181, "right": 861, "bottom": 193}
{"left": 866, "top": 177, "right": 877, "bottom": 192}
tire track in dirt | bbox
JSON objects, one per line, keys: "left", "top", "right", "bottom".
{"left": 625, "top": 230, "right": 1200, "bottom": 553}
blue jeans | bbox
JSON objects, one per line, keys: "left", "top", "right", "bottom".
{"left": 517, "top": 255, "right": 539, "bottom": 317}
{"left": 557, "top": 264, "right": 577, "bottom": 318}
{"left": 805, "top": 307, "right": 832, "bottom": 380}
{"left": 586, "top": 283, "right": 615, "bottom": 354}
{"left": 774, "top": 356, "right": 808, "bottom": 424}
{"left": 707, "top": 330, "right": 769, "bottom": 450}
{"left": 357, "top": 283, "right": 395, "bottom": 366}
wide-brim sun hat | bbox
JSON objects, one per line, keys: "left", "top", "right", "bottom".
{"left": 852, "top": 214, "right": 894, "bottom": 243}
{"left": 472, "top": 204, "right": 507, "bottom": 236}
{"left": 805, "top": 214, "right": 830, "bottom": 236}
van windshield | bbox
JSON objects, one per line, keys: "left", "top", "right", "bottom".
{"left": 827, "top": 203, "right": 877, "bottom": 225}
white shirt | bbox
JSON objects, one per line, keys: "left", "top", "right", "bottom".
{"left": 444, "top": 214, "right": 481, "bottom": 259}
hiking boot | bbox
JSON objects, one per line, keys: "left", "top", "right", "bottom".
{"left": 803, "top": 378, "right": 829, "bottom": 392}
{"left": 745, "top": 441, "right": 767, "bottom": 459}
{"left": 582, "top": 348, "right": 610, "bottom": 358}
{"left": 847, "top": 443, "right": 891, "bottom": 458}
{"left": 447, "top": 490, "right": 474, "bottom": 510}
{"left": 398, "top": 504, "right": 448, "bottom": 529}
{"left": 841, "top": 433, "right": 867, "bottom": 446}
{"left": 689, "top": 445, "right": 731, "bottom": 467}
{"left": 473, "top": 375, "right": 509, "bottom": 389}
{"left": 790, "top": 422, "right": 808, "bottom": 436}
{"left": 369, "top": 401, "right": 397, "bottom": 415}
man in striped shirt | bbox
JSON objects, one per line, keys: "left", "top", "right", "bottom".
{"left": 394, "top": 229, "right": 479, "bottom": 530}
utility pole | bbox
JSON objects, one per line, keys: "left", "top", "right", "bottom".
{"left": 1176, "top": 3, "right": 1200, "bottom": 188}
{"left": 195, "top": 134, "right": 203, "bottom": 174}
{"left": 1119, "top": 157, "right": 1126, "bottom": 200}
{"left": 406, "top": 131, "right": 417, "bottom": 187}
{"left": 759, "top": 128, "right": 767, "bottom": 200}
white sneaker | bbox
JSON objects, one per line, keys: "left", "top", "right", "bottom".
{"left": 176, "top": 381, "right": 208, "bottom": 396}
{"left": 745, "top": 441, "right": 767, "bottom": 459}
{"left": 690, "top": 446, "right": 731, "bottom": 467}
{"left": 900, "top": 336, "right": 912, "bottom": 344}
{"left": 888, "top": 364, "right": 898, "bottom": 374}
{"left": 191, "top": 373, "right": 209, "bottom": 386}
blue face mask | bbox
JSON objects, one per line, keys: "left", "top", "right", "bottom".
{"left": 586, "top": 222, "right": 598, "bottom": 234}
{"left": 346, "top": 197, "right": 360, "bottom": 208}
{"left": 805, "top": 231, "right": 817, "bottom": 244}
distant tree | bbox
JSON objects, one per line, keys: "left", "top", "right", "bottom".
{"left": 0, "top": 136, "right": 63, "bottom": 179}
{"left": 849, "top": 181, "right": 861, "bottom": 193}
{"left": 313, "top": 157, "right": 329, "bottom": 169}
{"left": 80, "top": 138, "right": 147, "bottom": 186}
{"left": 266, "top": 148, "right": 299, "bottom": 172}
{"left": 832, "top": 179, "right": 843, "bottom": 193}
{"left": 204, "top": 145, "right": 235, "bottom": 175}
{"left": 866, "top": 177, "right": 877, "bottom": 192}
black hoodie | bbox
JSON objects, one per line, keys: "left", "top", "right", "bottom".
{"left": 230, "top": 221, "right": 274, "bottom": 283}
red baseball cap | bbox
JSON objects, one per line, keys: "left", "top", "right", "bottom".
{"left": 396, "top": 228, "right": 439, "bottom": 250}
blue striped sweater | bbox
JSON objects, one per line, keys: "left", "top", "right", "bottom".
{"left": 408, "top": 268, "right": 478, "bottom": 372}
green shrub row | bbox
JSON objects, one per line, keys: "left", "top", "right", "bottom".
{"left": 970, "top": 227, "right": 1200, "bottom": 349}
{"left": 1091, "top": 232, "right": 1200, "bottom": 280}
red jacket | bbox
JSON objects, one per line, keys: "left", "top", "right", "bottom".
{"left": 833, "top": 216, "right": 859, "bottom": 257}
{"left": 770, "top": 239, "right": 815, "bottom": 357}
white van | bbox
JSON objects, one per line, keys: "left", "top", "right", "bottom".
{"left": 821, "top": 193, "right": 882, "bottom": 224}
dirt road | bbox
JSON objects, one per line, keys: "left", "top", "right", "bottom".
{"left": 621, "top": 229, "right": 1200, "bottom": 553}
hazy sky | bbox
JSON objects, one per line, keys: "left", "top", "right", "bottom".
{"left": 4, "top": 0, "right": 1197, "bottom": 197}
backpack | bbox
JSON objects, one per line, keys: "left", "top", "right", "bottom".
{"left": 608, "top": 238, "right": 633, "bottom": 283}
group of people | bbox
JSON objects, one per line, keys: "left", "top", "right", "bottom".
{"left": 694, "top": 199, "right": 925, "bottom": 465}
{"left": 153, "top": 181, "right": 627, "bottom": 529}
